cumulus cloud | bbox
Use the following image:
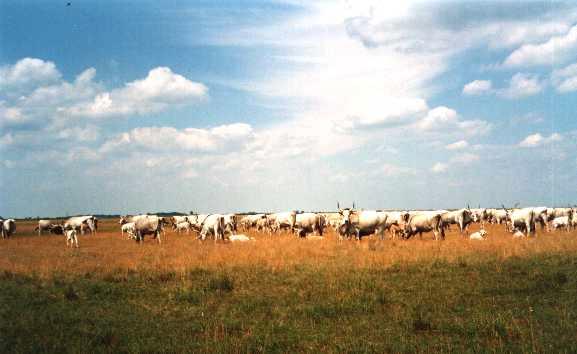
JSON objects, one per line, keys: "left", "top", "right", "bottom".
{"left": 446, "top": 140, "right": 469, "bottom": 150}
{"left": 500, "top": 73, "right": 544, "bottom": 99}
{"left": 462, "top": 80, "right": 492, "bottom": 95}
{"left": 503, "top": 25, "right": 577, "bottom": 67}
{"left": 551, "top": 62, "right": 577, "bottom": 93}
{"left": 0, "top": 58, "right": 61, "bottom": 93}
{"left": 66, "top": 67, "right": 208, "bottom": 118}
{"left": 100, "top": 123, "right": 253, "bottom": 154}
{"left": 431, "top": 162, "right": 448, "bottom": 174}
{"left": 415, "top": 106, "right": 491, "bottom": 136}
{"left": 519, "top": 132, "right": 562, "bottom": 147}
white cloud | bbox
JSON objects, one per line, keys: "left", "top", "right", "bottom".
{"left": 503, "top": 25, "right": 577, "bottom": 67}
{"left": 66, "top": 67, "right": 208, "bottom": 118}
{"left": 379, "top": 163, "right": 416, "bottom": 177}
{"left": 100, "top": 123, "right": 253, "bottom": 153}
{"left": 0, "top": 58, "right": 61, "bottom": 92}
{"left": 519, "top": 132, "right": 562, "bottom": 147}
{"left": 450, "top": 153, "right": 479, "bottom": 165}
{"left": 431, "top": 162, "right": 448, "bottom": 174}
{"left": 500, "top": 73, "right": 544, "bottom": 99}
{"left": 446, "top": 140, "right": 468, "bottom": 150}
{"left": 462, "top": 80, "right": 492, "bottom": 95}
{"left": 551, "top": 62, "right": 577, "bottom": 93}
{"left": 415, "top": 107, "right": 491, "bottom": 136}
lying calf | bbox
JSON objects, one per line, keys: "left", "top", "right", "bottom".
{"left": 469, "top": 229, "right": 487, "bottom": 240}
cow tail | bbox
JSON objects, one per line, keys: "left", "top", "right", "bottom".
{"left": 218, "top": 216, "right": 225, "bottom": 241}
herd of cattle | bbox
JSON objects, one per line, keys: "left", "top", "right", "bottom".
{"left": 2, "top": 204, "right": 575, "bottom": 246}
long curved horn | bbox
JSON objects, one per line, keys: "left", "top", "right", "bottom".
{"left": 352, "top": 202, "right": 355, "bottom": 209}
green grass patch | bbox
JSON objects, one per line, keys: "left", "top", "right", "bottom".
{"left": 1, "top": 255, "right": 577, "bottom": 352}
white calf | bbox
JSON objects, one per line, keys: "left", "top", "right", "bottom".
{"left": 512, "top": 229, "right": 526, "bottom": 238}
{"left": 469, "top": 229, "right": 487, "bottom": 240}
{"left": 552, "top": 216, "right": 570, "bottom": 231}
{"left": 65, "top": 229, "right": 78, "bottom": 247}
{"left": 228, "top": 234, "right": 254, "bottom": 242}
{"left": 175, "top": 221, "right": 191, "bottom": 234}
{"left": 121, "top": 222, "right": 136, "bottom": 239}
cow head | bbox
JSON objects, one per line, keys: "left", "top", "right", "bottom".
{"left": 119, "top": 216, "right": 129, "bottom": 225}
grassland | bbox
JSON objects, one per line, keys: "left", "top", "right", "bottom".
{"left": 1, "top": 219, "right": 577, "bottom": 352}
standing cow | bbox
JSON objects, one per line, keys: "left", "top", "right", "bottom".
{"left": 294, "top": 212, "right": 324, "bottom": 238}
{"left": 337, "top": 207, "right": 390, "bottom": 240}
{"left": 403, "top": 211, "right": 445, "bottom": 240}
{"left": 133, "top": 215, "right": 164, "bottom": 243}
{"left": 441, "top": 208, "right": 474, "bottom": 235}
{"left": 2, "top": 219, "right": 16, "bottom": 238}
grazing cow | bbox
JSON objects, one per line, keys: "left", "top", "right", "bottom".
{"left": 65, "top": 216, "right": 97, "bottom": 235}
{"left": 121, "top": 222, "right": 136, "bottom": 239}
{"left": 441, "top": 209, "right": 474, "bottom": 235}
{"left": 337, "top": 208, "right": 390, "bottom": 240}
{"left": 294, "top": 213, "right": 325, "bottom": 238}
{"left": 469, "top": 229, "right": 487, "bottom": 240}
{"left": 197, "top": 214, "right": 226, "bottom": 242}
{"left": 174, "top": 221, "right": 191, "bottom": 234}
{"left": 2, "top": 219, "right": 16, "bottom": 238}
{"left": 133, "top": 215, "right": 164, "bottom": 243}
{"left": 171, "top": 215, "right": 189, "bottom": 226}
{"left": 552, "top": 216, "right": 571, "bottom": 231}
{"left": 35, "top": 220, "right": 53, "bottom": 235}
{"left": 504, "top": 207, "right": 536, "bottom": 236}
{"left": 240, "top": 214, "right": 266, "bottom": 231}
{"left": 65, "top": 229, "right": 78, "bottom": 247}
{"left": 269, "top": 211, "right": 297, "bottom": 233}
{"left": 548, "top": 208, "right": 575, "bottom": 230}
{"left": 228, "top": 234, "right": 255, "bottom": 242}
{"left": 403, "top": 211, "right": 445, "bottom": 240}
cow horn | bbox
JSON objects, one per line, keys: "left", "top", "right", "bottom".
{"left": 337, "top": 201, "right": 340, "bottom": 210}
{"left": 467, "top": 203, "right": 470, "bottom": 210}
{"left": 353, "top": 202, "right": 355, "bottom": 209}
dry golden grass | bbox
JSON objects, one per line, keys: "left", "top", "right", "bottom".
{"left": 2, "top": 219, "right": 577, "bottom": 278}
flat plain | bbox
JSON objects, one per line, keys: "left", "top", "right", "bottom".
{"left": 1, "top": 219, "right": 577, "bottom": 352}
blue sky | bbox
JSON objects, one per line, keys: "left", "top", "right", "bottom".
{"left": 1, "top": 0, "right": 576, "bottom": 217}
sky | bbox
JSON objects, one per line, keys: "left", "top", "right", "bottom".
{"left": 1, "top": 0, "right": 576, "bottom": 218}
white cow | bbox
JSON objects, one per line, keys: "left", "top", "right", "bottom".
{"left": 174, "top": 221, "right": 192, "bottom": 234}
{"left": 294, "top": 212, "right": 325, "bottom": 237}
{"left": 469, "top": 229, "right": 487, "bottom": 240}
{"left": 35, "top": 219, "right": 53, "bottom": 235}
{"left": 133, "top": 215, "right": 164, "bottom": 243}
{"left": 269, "top": 211, "right": 297, "bottom": 233}
{"left": 403, "top": 211, "right": 445, "bottom": 240}
{"left": 197, "top": 214, "right": 226, "bottom": 242}
{"left": 552, "top": 216, "right": 571, "bottom": 231}
{"left": 441, "top": 209, "right": 474, "bottom": 235}
{"left": 65, "top": 229, "right": 78, "bottom": 247}
{"left": 65, "top": 216, "right": 97, "bottom": 235}
{"left": 2, "top": 219, "right": 16, "bottom": 238}
{"left": 121, "top": 222, "right": 136, "bottom": 239}
{"left": 337, "top": 208, "right": 390, "bottom": 240}
{"left": 504, "top": 207, "right": 536, "bottom": 236}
